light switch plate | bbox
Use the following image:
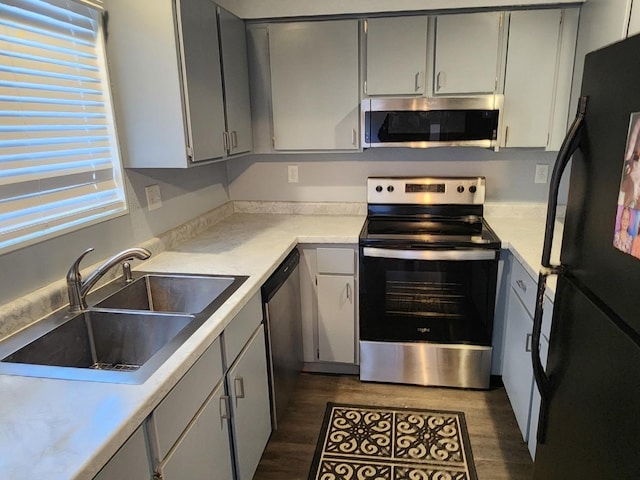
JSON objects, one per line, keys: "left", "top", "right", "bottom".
{"left": 145, "top": 184, "right": 162, "bottom": 211}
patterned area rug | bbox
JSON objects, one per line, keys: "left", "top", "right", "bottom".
{"left": 308, "top": 402, "right": 478, "bottom": 480}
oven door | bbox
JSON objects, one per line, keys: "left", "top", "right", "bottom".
{"left": 359, "top": 246, "right": 499, "bottom": 346}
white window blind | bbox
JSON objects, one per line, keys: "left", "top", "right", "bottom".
{"left": 0, "top": 0, "right": 126, "bottom": 254}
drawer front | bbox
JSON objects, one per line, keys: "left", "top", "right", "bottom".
{"left": 153, "top": 337, "right": 224, "bottom": 459}
{"left": 510, "top": 257, "right": 537, "bottom": 317}
{"left": 317, "top": 248, "right": 355, "bottom": 275}
{"left": 223, "top": 292, "right": 263, "bottom": 367}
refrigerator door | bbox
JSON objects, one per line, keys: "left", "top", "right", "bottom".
{"left": 561, "top": 34, "right": 640, "bottom": 335}
{"left": 533, "top": 275, "right": 640, "bottom": 479}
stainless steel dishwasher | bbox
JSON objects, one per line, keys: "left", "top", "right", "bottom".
{"left": 261, "top": 248, "right": 302, "bottom": 430}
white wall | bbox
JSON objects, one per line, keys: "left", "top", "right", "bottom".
{"left": 227, "top": 148, "right": 565, "bottom": 203}
{"left": 0, "top": 164, "right": 230, "bottom": 306}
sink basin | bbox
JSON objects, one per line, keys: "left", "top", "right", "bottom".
{"left": 0, "top": 272, "right": 248, "bottom": 384}
{"left": 94, "top": 273, "right": 239, "bottom": 314}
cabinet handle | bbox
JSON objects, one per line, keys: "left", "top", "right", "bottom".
{"left": 223, "top": 131, "right": 230, "bottom": 151}
{"left": 234, "top": 376, "right": 245, "bottom": 400}
{"left": 231, "top": 130, "right": 238, "bottom": 148}
{"left": 436, "top": 71, "right": 445, "bottom": 91}
{"left": 220, "top": 395, "right": 231, "bottom": 420}
{"left": 346, "top": 283, "right": 352, "bottom": 302}
{"left": 516, "top": 279, "right": 527, "bottom": 293}
{"left": 525, "top": 333, "right": 533, "bottom": 352}
{"left": 504, "top": 126, "right": 509, "bottom": 146}
{"left": 414, "top": 71, "right": 423, "bottom": 92}
{"left": 351, "top": 128, "right": 357, "bottom": 146}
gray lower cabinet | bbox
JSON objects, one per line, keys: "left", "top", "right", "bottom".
{"left": 227, "top": 324, "right": 272, "bottom": 480}
{"left": 93, "top": 427, "right": 151, "bottom": 480}
{"left": 299, "top": 246, "right": 358, "bottom": 371}
{"left": 159, "top": 381, "right": 233, "bottom": 480}
{"left": 502, "top": 253, "right": 553, "bottom": 459}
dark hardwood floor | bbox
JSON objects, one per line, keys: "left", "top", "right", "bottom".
{"left": 253, "top": 373, "right": 533, "bottom": 480}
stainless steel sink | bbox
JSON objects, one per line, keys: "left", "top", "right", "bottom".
{"left": 94, "top": 273, "right": 238, "bottom": 314}
{"left": 0, "top": 272, "right": 248, "bottom": 384}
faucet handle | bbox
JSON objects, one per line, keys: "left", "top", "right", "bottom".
{"left": 66, "top": 247, "right": 94, "bottom": 283}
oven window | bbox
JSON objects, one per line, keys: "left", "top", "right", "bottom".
{"left": 359, "top": 255, "right": 498, "bottom": 345}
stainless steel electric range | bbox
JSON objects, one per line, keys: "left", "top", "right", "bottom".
{"left": 358, "top": 176, "right": 501, "bottom": 389}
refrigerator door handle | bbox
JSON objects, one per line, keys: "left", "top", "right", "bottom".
{"left": 532, "top": 96, "right": 588, "bottom": 445}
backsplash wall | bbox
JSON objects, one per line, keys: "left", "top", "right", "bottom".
{"left": 227, "top": 148, "right": 569, "bottom": 203}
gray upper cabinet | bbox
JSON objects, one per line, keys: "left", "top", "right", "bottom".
{"left": 106, "top": 0, "right": 252, "bottom": 167}
{"left": 219, "top": 7, "right": 253, "bottom": 156}
{"left": 365, "top": 16, "right": 428, "bottom": 96}
{"left": 501, "top": 9, "right": 578, "bottom": 149}
{"left": 179, "top": 0, "right": 226, "bottom": 162}
{"left": 269, "top": 20, "right": 360, "bottom": 151}
{"left": 433, "top": 12, "right": 504, "bottom": 95}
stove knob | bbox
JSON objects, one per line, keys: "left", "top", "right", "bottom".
{"left": 387, "top": 185, "right": 395, "bottom": 192}
{"left": 375, "top": 185, "right": 383, "bottom": 193}
{"left": 457, "top": 185, "right": 465, "bottom": 193}
{"left": 469, "top": 185, "right": 477, "bottom": 193}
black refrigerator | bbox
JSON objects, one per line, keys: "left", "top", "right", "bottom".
{"left": 531, "top": 35, "right": 640, "bottom": 478}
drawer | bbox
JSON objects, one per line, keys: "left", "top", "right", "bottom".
{"left": 223, "top": 292, "right": 262, "bottom": 367}
{"left": 510, "top": 257, "right": 537, "bottom": 317}
{"left": 153, "top": 337, "right": 224, "bottom": 460}
{"left": 317, "top": 248, "right": 355, "bottom": 275}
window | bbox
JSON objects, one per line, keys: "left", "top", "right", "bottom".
{"left": 0, "top": 0, "right": 127, "bottom": 254}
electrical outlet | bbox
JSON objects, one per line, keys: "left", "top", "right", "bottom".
{"left": 145, "top": 184, "right": 162, "bottom": 211}
{"left": 288, "top": 165, "right": 299, "bottom": 183}
{"left": 535, "top": 164, "right": 549, "bottom": 184}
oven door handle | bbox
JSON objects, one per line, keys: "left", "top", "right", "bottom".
{"left": 362, "top": 247, "right": 498, "bottom": 261}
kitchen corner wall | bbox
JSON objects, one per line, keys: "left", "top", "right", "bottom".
{"left": 0, "top": 163, "right": 229, "bottom": 307}
{"left": 227, "top": 148, "right": 568, "bottom": 203}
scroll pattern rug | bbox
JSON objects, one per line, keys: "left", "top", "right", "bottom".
{"left": 308, "top": 402, "right": 478, "bottom": 480}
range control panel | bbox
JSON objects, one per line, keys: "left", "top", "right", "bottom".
{"left": 367, "top": 177, "right": 486, "bottom": 205}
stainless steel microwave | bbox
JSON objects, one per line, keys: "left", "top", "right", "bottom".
{"left": 361, "top": 95, "right": 503, "bottom": 149}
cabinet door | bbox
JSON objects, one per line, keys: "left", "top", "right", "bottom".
{"left": 219, "top": 8, "right": 253, "bottom": 155}
{"left": 94, "top": 427, "right": 151, "bottom": 480}
{"left": 501, "top": 10, "right": 562, "bottom": 148}
{"left": 433, "top": 12, "right": 503, "bottom": 95}
{"left": 317, "top": 274, "right": 355, "bottom": 364}
{"left": 159, "top": 382, "right": 233, "bottom": 480}
{"left": 502, "top": 289, "right": 534, "bottom": 442}
{"left": 629, "top": 2, "right": 640, "bottom": 37}
{"left": 527, "top": 329, "right": 549, "bottom": 460}
{"left": 228, "top": 324, "right": 272, "bottom": 480}
{"left": 269, "top": 20, "right": 359, "bottom": 150}
{"left": 178, "top": 0, "right": 226, "bottom": 162}
{"left": 365, "top": 16, "right": 428, "bottom": 96}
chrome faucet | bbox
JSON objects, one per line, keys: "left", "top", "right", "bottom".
{"left": 66, "top": 247, "right": 152, "bottom": 312}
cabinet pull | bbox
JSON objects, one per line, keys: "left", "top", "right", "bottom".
{"left": 504, "top": 126, "right": 509, "bottom": 146}
{"left": 346, "top": 283, "right": 352, "bottom": 302}
{"left": 525, "top": 333, "right": 533, "bottom": 352}
{"left": 414, "top": 71, "right": 423, "bottom": 92}
{"left": 220, "top": 395, "right": 231, "bottom": 420}
{"left": 223, "top": 131, "right": 230, "bottom": 151}
{"left": 231, "top": 130, "right": 238, "bottom": 148}
{"left": 234, "top": 376, "right": 245, "bottom": 400}
{"left": 516, "top": 279, "right": 527, "bottom": 293}
{"left": 351, "top": 128, "right": 357, "bottom": 146}
{"left": 436, "top": 71, "right": 445, "bottom": 91}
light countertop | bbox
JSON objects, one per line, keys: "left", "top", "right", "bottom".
{"left": 0, "top": 208, "right": 560, "bottom": 480}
